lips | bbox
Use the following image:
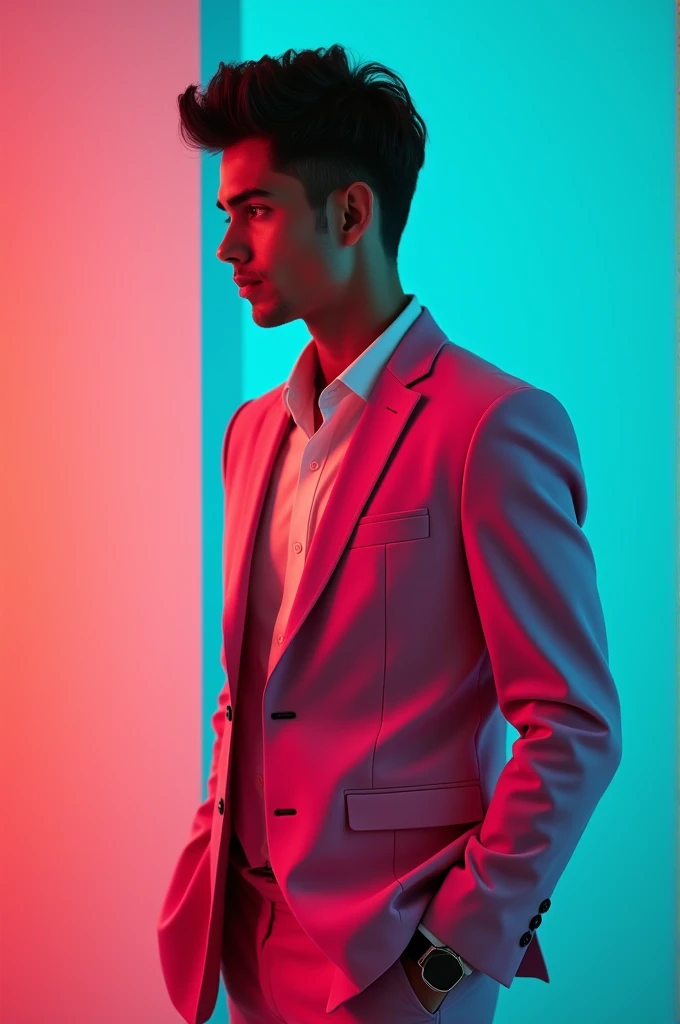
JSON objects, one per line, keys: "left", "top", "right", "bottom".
{"left": 238, "top": 281, "right": 263, "bottom": 299}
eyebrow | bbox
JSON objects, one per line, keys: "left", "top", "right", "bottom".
{"left": 216, "top": 187, "right": 276, "bottom": 211}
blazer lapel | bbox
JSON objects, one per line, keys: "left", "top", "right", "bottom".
{"left": 282, "top": 367, "right": 421, "bottom": 666}
{"left": 222, "top": 309, "right": 448, "bottom": 700}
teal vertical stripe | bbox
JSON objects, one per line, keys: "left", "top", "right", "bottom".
{"left": 200, "top": 0, "right": 243, "bottom": 818}
{"left": 200, "top": 10, "right": 243, "bottom": 1019}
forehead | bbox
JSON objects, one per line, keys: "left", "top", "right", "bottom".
{"left": 219, "top": 137, "right": 272, "bottom": 178}
{"left": 218, "top": 138, "right": 299, "bottom": 203}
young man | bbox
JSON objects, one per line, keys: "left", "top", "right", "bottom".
{"left": 158, "top": 50, "right": 622, "bottom": 1024}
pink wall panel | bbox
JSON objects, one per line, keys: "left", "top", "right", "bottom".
{"left": 0, "top": 4, "right": 202, "bottom": 1021}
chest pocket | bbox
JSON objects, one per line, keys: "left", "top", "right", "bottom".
{"left": 348, "top": 507, "right": 429, "bottom": 548}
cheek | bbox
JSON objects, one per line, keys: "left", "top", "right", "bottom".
{"left": 283, "top": 245, "right": 329, "bottom": 286}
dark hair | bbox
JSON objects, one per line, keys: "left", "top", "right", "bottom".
{"left": 177, "top": 44, "right": 428, "bottom": 265}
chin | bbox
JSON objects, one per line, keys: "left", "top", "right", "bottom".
{"left": 251, "top": 299, "right": 296, "bottom": 328}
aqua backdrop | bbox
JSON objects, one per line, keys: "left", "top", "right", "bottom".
{"left": 199, "top": 5, "right": 678, "bottom": 1023}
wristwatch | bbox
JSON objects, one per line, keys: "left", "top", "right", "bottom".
{"left": 403, "top": 929, "right": 467, "bottom": 993}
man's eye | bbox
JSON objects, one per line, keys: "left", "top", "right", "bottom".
{"left": 223, "top": 205, "right": 267, "bottom": 226}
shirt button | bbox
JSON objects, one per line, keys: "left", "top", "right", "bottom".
{"left": 293, "top": 541, "right": 302, "bottom": 553}
{"left": 277, "top": 634, "right": 284, "bottom": 644}
{"left": 256, "top": 775, "right": 264, "bottom": 787}
{"left": 310, "top": 461, "right": 319, "bottom": 471}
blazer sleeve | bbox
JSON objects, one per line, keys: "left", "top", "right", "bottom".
{"left": 419, "top": 385, "right": 622, "bottom": 989}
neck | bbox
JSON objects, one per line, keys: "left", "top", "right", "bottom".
{"left": 312, "top": 287, "right": 409, "bottom": 393}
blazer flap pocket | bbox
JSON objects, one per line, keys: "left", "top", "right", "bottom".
{"left": 345, "top": 782, "right": 483, "bottom": 831}
{"left": 350, "top": 507, "right": 429, "bottom": 548}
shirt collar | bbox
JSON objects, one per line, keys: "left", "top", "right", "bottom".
{"left": 282, "top": 294, "right": 422, "bottom": 426}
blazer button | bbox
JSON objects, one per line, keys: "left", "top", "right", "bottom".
{"left": 218, "top": 799, "right": 224, "bottom": 814}
{"left": 519, "top": 931, "right": 533, "bottom": 947}
{"left": 539, "top": 899, "right": 551, "bottom": 914}
{"left": 529, "top": 915, "right": 542, "bottom": 930}
{"left": 226, "top": 706, "right": 232, "bottom": 721}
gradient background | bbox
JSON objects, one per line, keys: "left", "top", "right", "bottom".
{"left": 1, "top": 2, "right": 677, "bottom": 1022}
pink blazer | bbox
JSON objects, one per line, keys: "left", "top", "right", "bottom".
{"left": 157, "top": 305, "right": 622, "bottom": 1024}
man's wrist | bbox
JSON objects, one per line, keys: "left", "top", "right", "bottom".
{"left": 416, "top": 923, "right": 474, "bottom": 974}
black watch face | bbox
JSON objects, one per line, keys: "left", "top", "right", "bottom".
{"left": 423, "top": 950, "right": 463, "bottom": 990}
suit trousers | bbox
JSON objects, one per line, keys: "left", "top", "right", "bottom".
{"left": 220, "top": 862, "right": 500, "bottom": 1024}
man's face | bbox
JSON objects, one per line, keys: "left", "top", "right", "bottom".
{"left": 216, "top": 137, "right": 378, "bottom": 330}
